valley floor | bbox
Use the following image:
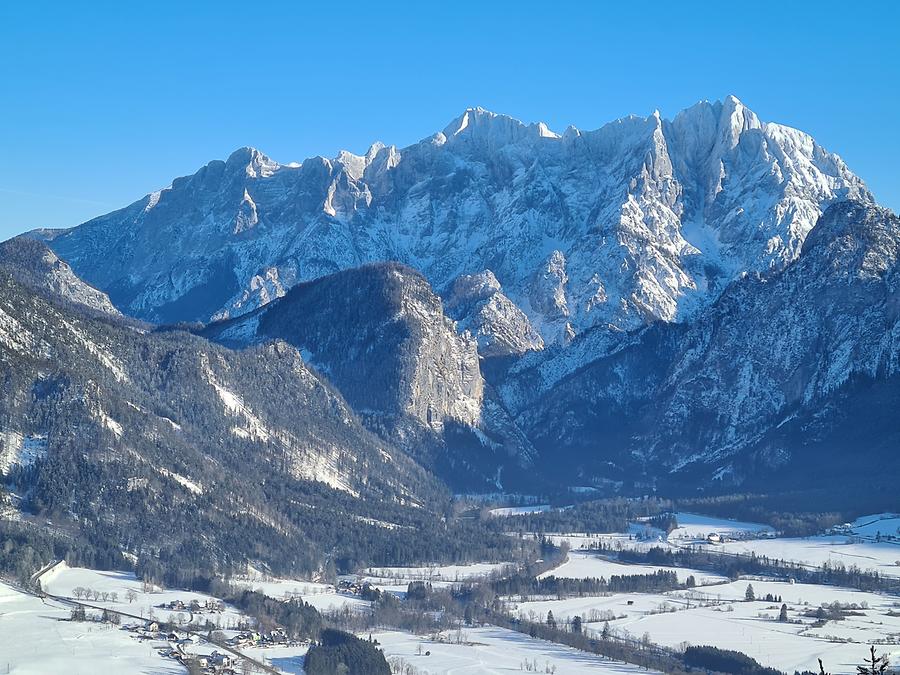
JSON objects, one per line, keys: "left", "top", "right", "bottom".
{"left": 7, "top": 512, "right": 900, "bottom": 674}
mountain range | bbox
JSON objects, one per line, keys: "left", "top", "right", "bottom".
{"left": 1, "top": 98, "right": 896, "bottom": 570}
{"left": 40, "top": 96, "right": 869, "bottom": 341}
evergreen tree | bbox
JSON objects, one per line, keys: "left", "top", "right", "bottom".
{"left": 779, "top": 603, "right": 788, "bottom": 622}
{"left": 856, "top": 646, "right": 889, "bottom": 675}
{"left": 745, "top": 583, "right": 755, "bottom": 601}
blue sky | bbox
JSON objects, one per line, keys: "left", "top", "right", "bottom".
{"left": 1, "top": 1, "right": 898, "bottom": 239}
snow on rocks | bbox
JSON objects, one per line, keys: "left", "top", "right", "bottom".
{"left": 45, "top": 98, "right": 871, "bottom": 346}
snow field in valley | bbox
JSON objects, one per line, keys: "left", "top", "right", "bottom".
{"left": 511, "top": 577, "right": 900, "bottom": 673}
{"left": 704, "top": 535, "right": 900, "bottom": 578}
{"left": 372, "top": 627, "right": 661, "bottom": 675}
{"left": 540, "top": 551, "right": 727, "bottom": 585}
{"left": 40, "top": 564, "right": 247, "bottom": 629}
{"left": 0, "top": 580, "right": 184, "bottom": 675}
{"left": 233, "top": 577, "right": 370, "bottom": 613}
{"left": 242, "top": 626, "right": 663, "bottom": 675}
{"left": 666, "top": 512, "right": 776, "bottom": 541}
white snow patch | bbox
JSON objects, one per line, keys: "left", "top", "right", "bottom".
{"left": 158, "top": 468, "right": 203, "bottom": 495}
{"left": 668, "top": 512, "right": 776, "bottom": 541}
{"left": 0, "top": 431, "right": 47, "bottom": 473}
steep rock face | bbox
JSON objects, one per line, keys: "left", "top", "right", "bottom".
{"left": 204, "top": 263, "right": 535, "bottom": 487}
{"left": 0, "top": 237, "right": 121, "bottom": 317}
{"left": 522, "top": 202, "right": 900, "bottom": 488}
{"left": 43, "top": 98, "right": 870, "bottom": 344}
{"left": 213, "top": 262, "right": 484, "bottom": 435}
{"left": 445, "top": 270, "right": 543, "bottom": 357}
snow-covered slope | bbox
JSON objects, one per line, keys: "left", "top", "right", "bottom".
{"left": 204, "top": 262, "right": 536, "bottom": 488}
{"left": 0, "top": 268, "right": 445, "bottom": 572}
{"left": 445, "top": 270, "right": 544, "bottom": 357}
{"left": 519, "top": 202, "right": 900, "bottom": 489}
{"left": 43, "top": 97, "right": 870, "bottom": 343}
{"left": 0, "top": 236, "right": 121, "bottom": 317}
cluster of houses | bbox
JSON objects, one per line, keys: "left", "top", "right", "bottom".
{"left": 705, "top": 530, "right": 776, "bottom": 544}
{"left": 183, "top": 650, "right": 237, "bottom": 674}
{"left": 121, "top": 622, "right": 238, "bottom": 673}
{"left": 156, "top": 597, "right": 225, "bottom": 613}
{"left": 226, "top": 627, "right": 300, "bottom": 648}
{"left": 161, "top": 648, "right": 239, "bottom": 674}
{"left": 126, "top": 621, "right": 200, "bottom": 644}
{"left": 337, "top": 579, "right": 366, "bottom": 595}
{"left": 125, "top": 619, "right": 307, "bottom": 674}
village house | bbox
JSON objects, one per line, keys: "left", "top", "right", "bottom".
{"left": 208, "top": 651, "right": 233, "bottom": 668}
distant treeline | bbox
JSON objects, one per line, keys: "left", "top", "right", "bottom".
{"left": 490, "top": 569, "right": 682, "bottom": 599}
{"left": 500, "top": 497, "right": 672, "bottom": 535}
{"left": 615, "top": 545, "right": 900, "bottom": 594}
{"left": 674, "top": 490, "right": 898, "bottom": 537}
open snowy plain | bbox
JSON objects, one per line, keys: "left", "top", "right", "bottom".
{"left": 0, "top": 580, "right": 182, "bottom": 675}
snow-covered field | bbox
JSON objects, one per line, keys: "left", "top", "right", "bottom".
{"left": 40, "top": 563, "right": 248, "bottom": 629}
{"left": 514, "top": 591, "right": 681, "bottom": 624}
{"left": 0, "top": 581, "right": 182, "bottom": 675}
{"left": 232, "top": 576, "right": 369, "bottom": 613}
{"left": 244, "top": 626, "right": 665, "bottom": 674}
{"left": 705, "top": 535, "right": 900, "bottom": 577}
{"left": 612, "top": 598, "right": 892, "bottom": 674}
{"left": 363, "top": 562, "right": 515, "bottom": 583}
{"left": 489, "top": 504, "right": 552, "bottom": 516}
{"left": 246, "top": 644, "right": 309, "bottom": 673}
{"left": 848, "top": 513, "right": 900, "bottom": 538}
{"left": 527, "top": 531, "right": 670, "bottom": 552}
{"left": 512, "top": 576, "right": 900, "bottom": 674}
{"left": 540, "top": 551, "right": 727, "bottom": 585}
{"left": 523, "top": 513, "right": 775, "bottom": 552}
{"left": 667, "top": 512, "right": 775, "bottom": 541}
{"left": 374, "top": 627, "right": 661, "bottom": 674}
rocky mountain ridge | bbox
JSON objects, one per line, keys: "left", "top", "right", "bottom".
{"left": 16, "top": 98, "right": 899, "bottom": 497}
{"left": 513, "top": 202, "right": 900, "bottom": 489}
{"left": 41, "top": 97, "right": 871, "bottom": 346}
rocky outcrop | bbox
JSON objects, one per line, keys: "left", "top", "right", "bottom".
{"left": 0, "top": 237, "right": 121, "bottom": 317}
{"left": 204, "top": 262, "right": 536, "bottom": 484}
{"left": 446, "top": 270, "right": 543, "bottom": 357}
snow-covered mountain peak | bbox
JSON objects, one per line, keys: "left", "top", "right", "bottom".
{"left": 718, "top": 94, "right": 762, "bottom": 146}
{"left": 536, "top": 121, "right": 560, "bottom": 139}
{"left": 440, "top": 107, "right": 555, "bottom": 147}
{"left": 43, "top": 97, "right": 875, "bottom": 338}
{"left": 225, "top": 146, "right": 279, "bottom": 178}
